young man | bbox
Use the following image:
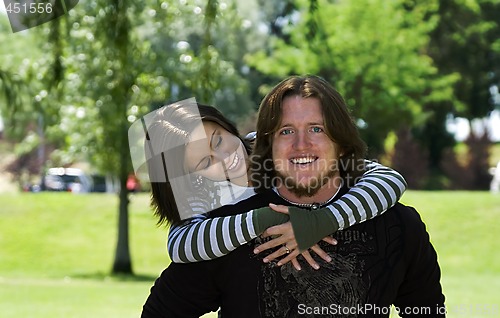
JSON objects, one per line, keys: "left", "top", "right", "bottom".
{"left": 141, "top": 75, "right": 445, "bottom": 317}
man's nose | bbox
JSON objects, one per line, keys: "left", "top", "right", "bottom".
{"left": 292, "top": 131, "right": 312, "bottom": 150}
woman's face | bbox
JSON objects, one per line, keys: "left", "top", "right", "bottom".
{"left": 184, "top": 120, "right": 249, "bottom": 185}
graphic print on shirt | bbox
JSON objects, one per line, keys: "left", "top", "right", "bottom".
{"left": 254, "top": 229, "right": 377, "bottom": 318}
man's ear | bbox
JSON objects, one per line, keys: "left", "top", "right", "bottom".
{"left": 337, "top": 145, "right": 345, "bottom": 158}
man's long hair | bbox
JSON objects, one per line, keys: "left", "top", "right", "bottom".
{"left": 250, "top": 75, "right": 367, "bottom": 192}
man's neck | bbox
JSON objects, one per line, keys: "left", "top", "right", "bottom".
{"left": 276, "top": 176, "right": 342, "bottom": 205}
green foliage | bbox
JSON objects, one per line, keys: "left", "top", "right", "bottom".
{"left": 1, "top": 0, "right": 262, "bottom": 176}
{"left": 247, "top": 0, "right": 457, "bottom": 155}
{"left": 427, "top": 0, "right": 500, "bottom": 120}
{"left": 412, "top": 0, "right": 500, "bottom": 178}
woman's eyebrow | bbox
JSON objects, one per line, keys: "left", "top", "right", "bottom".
{"left": 194, "top": 157, "right": 208, "bottom": 171}
{"left": 209, "top": 129, "right": 217, "bottom": 148}
{"left": 193, "top": 130, "right": 217, "bottom": 171}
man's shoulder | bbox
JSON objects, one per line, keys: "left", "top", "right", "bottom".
{"left": 390, "top": 202, "right": 424, "bottom": 220}
{"left": 234, "top": 188, "right": 278, "bottom": 207}
{"left": 208, "top": 188, "right": 278, "bottom": 218}
{"left": 383, "top": 202, "right": 429, "bottom": 235}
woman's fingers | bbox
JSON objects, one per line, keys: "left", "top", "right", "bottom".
{"left": 260, "top": 222, "right": 293, "bottom": 239}
{"left": 322, "top": 236, "right": 338, "bottom": 246}
{"left": 300, "top": 251, "right": 320, "bottom": 270}
{"left": 276, "top": 249, "right": 300, "bottom": 267}
{"left": 269, "top": 203, "right": 290, "bottom": 214}
{"left": 254, "top": 222, "right": 295, "bottom": 254}
{"left": 260, "top": 244, "right": 333, "bottom": 271}
{"left": 291, "top": 258, "right": 302, "bottom": 271}
{"left": 253, "top": 235, "right": 286, "bottom": 254}
{"left": 263, "top": 245, "right": 299, "bottom": 263}
{"left": 310, "top": 244, "right": 333, "bottom": 263}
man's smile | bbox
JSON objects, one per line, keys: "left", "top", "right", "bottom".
{"left": 290, "top": 156, "right": 318, "bottom": 165}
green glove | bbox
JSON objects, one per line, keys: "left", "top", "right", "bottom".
{"left": 288, "top": 206, "right": 340, "bottom": 251}
{"left": 252, "top": 207, "right": 290, "bottom": 235}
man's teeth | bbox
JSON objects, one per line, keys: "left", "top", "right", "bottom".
{"left": 291, "top": 157, "right": 316, "bottom": 164}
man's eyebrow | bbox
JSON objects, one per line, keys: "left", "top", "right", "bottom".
{"left": 308, "top": 121, "right": 324, "bottom": 125}
{"left": 279, "top": 121, "right": 324, "bottom": 127}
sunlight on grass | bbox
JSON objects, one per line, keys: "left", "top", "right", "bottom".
{"left": 0, "top": 191, "right": 499, "bottom": 317}
{"left": 401, "top": 191, "right": 500, "bottom": 317}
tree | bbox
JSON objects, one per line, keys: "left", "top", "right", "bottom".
{"left": 0, "top": 10, "right": 68, "bottom": 186}
{"left": 247, "top": 0, "right": 457, "bottom": 157}
{"left": 57, "top": 0, "right": 259, "bottom": 274}
{"left": 411, "top": 0, "right": 500, "bottom": 187}
{"left": 1, "top": 0, "right": 303, "bottom": 274}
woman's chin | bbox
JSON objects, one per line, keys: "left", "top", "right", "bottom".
{"left": 226, "top": 173, "right": 248, "bottom": 186}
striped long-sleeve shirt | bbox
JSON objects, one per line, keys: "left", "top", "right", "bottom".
{"left": 167, "top": 161, "right": 407, "bottom": 263}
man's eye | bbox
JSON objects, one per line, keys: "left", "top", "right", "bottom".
{"left": 280, "top": 129, "right": 293, "bottom": 135}
{"left": 311, "top": 127, "right": 323, "bottom": 133}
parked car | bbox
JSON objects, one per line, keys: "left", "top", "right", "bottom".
{"left": 90, "top": 174, "right": 115, "bottom": 193}
{"left": 41, "top": 167, "right": 93, "bottom": 193}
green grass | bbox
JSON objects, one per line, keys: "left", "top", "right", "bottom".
{"left": 0, "top": 191, "right": 499, "bottom": 317}
{"left": 400, "top": 191, "right": 500, "bottom": 316}
{"left": 0, "top": 192, "right": 218, "bottom": 318}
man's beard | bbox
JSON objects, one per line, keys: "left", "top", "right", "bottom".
{"left": 274, "top": 169, "right": 338, "bottom": 198}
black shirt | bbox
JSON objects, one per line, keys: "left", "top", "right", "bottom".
{"left": 142, "top": 187, "right": 445, "bottom": 317}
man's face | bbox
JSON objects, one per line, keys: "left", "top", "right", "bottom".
{"left": 272, "top": 95, "right": 341, "bottom": 199}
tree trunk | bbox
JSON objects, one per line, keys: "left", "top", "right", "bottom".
{"left": 109, "top": 0, "right": 133, "bottom": 275}
{"left": 112, "top": 160, "right": 132, "bottom": 274}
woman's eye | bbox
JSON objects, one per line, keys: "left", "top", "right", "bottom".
{"left": 311, "top": 126, "right": 323, "bottom": 133}
{"left": 280, "top": 129, "right": 293, "bottom": 135}
{"left": 202, "top": 157, "right": 211, "bottom": 170}
{"left": 214, "top": 136, "right": 222, "bottom": 148}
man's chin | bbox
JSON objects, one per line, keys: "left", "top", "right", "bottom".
{"left": 281, "top": 180, "right": 322, "bottom": 198}
{"left": 275, "top": 170, "right": 339, "bottom": 198}
{"left": 290, "top": 186, "right": 320, "bottom": 198}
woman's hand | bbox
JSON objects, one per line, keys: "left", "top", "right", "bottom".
{"left": 253, "top": 204, "right": 337, "bottom": 271}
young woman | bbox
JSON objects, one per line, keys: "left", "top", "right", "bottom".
{"left": 135, "top": 99, "right": 407, "bottom": 268}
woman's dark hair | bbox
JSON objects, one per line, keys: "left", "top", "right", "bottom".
{"left": 250, "top": 75, "right": 367, "bottom": 191}
{"left": 147, "top": 101, "right": 250, "bottom": 226}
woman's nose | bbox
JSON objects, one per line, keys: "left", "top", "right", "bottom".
{"left": 212, "top": 148, "right": 231, "bottom": 165}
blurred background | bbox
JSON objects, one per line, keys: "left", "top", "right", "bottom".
{"left": 0, "top": 0, "right": 499, "bottom": 317}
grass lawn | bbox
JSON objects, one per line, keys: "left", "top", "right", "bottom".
{"left": 0, "top": 191, "right": 499, "bottom": 317}
{"left": 399, "top": 191, "right": 500, "bottom": 317}
{"left": 0, "top": 192, "right": 218, "bottom": 318}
